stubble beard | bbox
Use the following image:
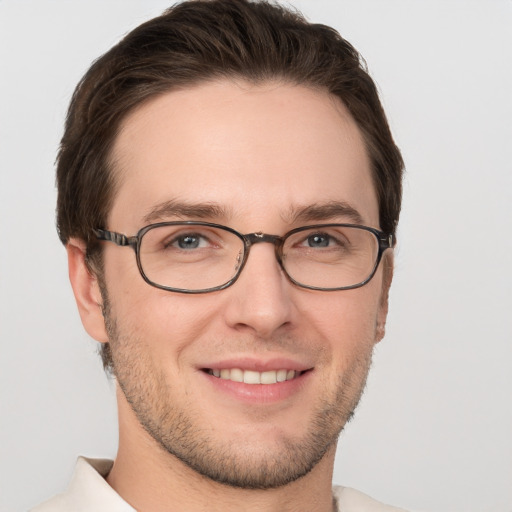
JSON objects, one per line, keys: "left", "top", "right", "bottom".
{"left": 102, "top": 295, "right": 374, "bottom": 490}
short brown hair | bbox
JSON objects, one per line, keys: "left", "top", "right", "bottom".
{"left": 56, "top": 0, "right": 403, "bottom": 252}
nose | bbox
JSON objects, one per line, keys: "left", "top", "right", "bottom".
{"left": 223, "top": 242, "right": 296, "bottom": 338}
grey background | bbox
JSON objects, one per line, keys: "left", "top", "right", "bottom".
{"left": 1, "top": 1, "right": 511, "bottom": 511}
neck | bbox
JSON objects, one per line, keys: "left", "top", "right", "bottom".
{"left": 107, "top": 387, "right": 337, "bottom": 512}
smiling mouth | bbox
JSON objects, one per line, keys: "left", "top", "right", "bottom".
{"left": 204, "top": 368, "right": 307, "bottom": 385}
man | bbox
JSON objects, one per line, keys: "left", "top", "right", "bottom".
{"left": 33, "top": 0, "right": 405, "bottom": 510}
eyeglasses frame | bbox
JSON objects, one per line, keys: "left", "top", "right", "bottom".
{"left": 94, "top": 221, "right": 394, "bottom": 294}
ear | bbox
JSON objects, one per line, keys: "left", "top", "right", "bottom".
{"left": 67, "top": 238, "right": 109, "bottom": 343}
{"left": 375, "top": 250, "right": 394, "bottom": 343}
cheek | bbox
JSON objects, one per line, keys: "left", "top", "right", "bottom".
{"left": 103, "top": 247, "right": 205, "bottom": 334}
{"left": 107, "top": 274, "right": 223, "bottom": 366}
{"left": 305, "top": 284, "right": 381, "bottom": 339}
{"left": 297, "top": 280, "right": 383, "bottom": 367}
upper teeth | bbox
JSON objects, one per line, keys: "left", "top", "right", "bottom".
{"left": 209, "top": 368, "right": 298, "bottom": 384}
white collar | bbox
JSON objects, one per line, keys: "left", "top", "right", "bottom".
{"left": 32, "top": 457, "right": 405, "bottom": 511}
{"left": 31, "top": 457, "right": 134, "bottom": 511}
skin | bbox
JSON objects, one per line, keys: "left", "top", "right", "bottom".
{"left": 67, "top": 80, "right": 393, "bottom": 512}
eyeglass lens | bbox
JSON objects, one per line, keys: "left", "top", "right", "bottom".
{"left": 138, "top": 223, "right": 380, "bottom": 292}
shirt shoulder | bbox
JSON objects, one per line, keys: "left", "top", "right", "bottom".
{"left": 333, "top": 485, "right": 409, "bottom": 512}
{"left": 29, "top": 457, "right": 134, "bottom": 512}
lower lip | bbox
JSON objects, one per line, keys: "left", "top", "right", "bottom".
{"left": 201, "top": 370, "right": 312, "bottom": 404}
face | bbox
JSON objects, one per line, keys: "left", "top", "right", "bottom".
{"left": 76, "top": 80, "right": 392, "bottom": 489}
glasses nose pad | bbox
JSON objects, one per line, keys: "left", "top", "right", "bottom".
{"left": 234, "top": 249, "right": 243, "bottom": 272}
{"left": 273, "top": 243, "right": 286, "bottom": 271}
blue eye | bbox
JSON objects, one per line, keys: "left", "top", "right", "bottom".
{"left": 169, "top": 233, "right": 209, "bottom": 250}
{"left": 177, "top": 235, "right": 200, "bottom": 249}
{"left": 306, "top": 233, "right": 330, "bottom": 247}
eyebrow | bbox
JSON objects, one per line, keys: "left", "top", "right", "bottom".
{"left": 142, "top": 199, "right": 232, "bottom": 224}
{"left": 285, "top": 201, "right": 364, "bottom": 225}
{"left": 142, "top": 199, "right": 364, "bottom": 226}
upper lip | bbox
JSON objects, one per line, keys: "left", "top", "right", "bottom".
{"left": 198, "top": 357, "right": 313, "bottom": 373}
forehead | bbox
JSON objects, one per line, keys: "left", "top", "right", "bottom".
{"left": 108, "top": 80, "right": 378, "bottom": 231}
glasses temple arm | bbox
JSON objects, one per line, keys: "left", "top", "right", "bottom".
{"left": 93, "top": 228, "right": 137, "bottom": 247}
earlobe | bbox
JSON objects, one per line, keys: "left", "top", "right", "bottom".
{"left": 375, "top": 251, "right": 394, "bottom": 343}
{"left": 67, "top": 238, "right": 109, "bottom": 343}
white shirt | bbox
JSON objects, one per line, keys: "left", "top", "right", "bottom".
{"left": 31, "top": 457, "right": 407, "bottom": 511}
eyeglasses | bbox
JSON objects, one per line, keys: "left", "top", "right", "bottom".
{"left": 94, "top": 222, "right": 393, "bottom": 294}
